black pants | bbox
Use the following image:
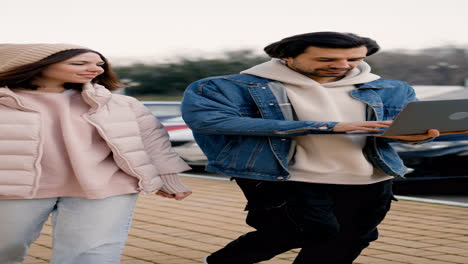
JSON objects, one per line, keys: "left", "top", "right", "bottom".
{"left": 207, "top": 178, "right": 395, "bottom": 264}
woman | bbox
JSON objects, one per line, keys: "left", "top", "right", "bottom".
{"left": 0, "top": 44, "right": 192, "bottom": 263}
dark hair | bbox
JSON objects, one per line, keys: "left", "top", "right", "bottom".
{"left": 264, "top": 31, "right": 380, "bottom": 58}
{"left": 0, "top": 49, "right": 126, "bottom": 91}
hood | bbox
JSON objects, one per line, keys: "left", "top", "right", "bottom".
{"left": 241, "top": 59, "right": 380, "bottom": 88}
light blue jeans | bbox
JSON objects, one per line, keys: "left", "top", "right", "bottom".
{"left": 0, "top": 193, "right": 138, "bottom": 264}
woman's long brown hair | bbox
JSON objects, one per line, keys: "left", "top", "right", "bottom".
{"left": 0, "top": 49, "right": 127, "bottom": 91}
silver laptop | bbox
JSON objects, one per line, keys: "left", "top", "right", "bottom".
{"left": 347, "top": 99, "right": 468, "bottom": 136}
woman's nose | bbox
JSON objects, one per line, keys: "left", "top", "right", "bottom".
{"left": 88, "top": 65, "right": 104, "bottom": 73}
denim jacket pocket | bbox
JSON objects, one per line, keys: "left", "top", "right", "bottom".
{"left": 215, "top": 138, "right": 238, "bottom": 166}
{"left": 245, "top": 138, "right": 267, "bottom": 169}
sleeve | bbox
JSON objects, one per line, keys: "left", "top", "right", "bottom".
{"left": 129, "top": 97, "right": 192, "bottom": 175}
{"left": 160, "top": 173, "right": 191, "bottom": 193}
{"left": 181, "top": 79, "right": 338, "bottom": 137}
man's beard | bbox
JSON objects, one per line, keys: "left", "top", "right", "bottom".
{"left": 296, "top": 67, "right": 352, "bottom": 78}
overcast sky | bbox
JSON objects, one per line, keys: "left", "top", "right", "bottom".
{"left": 3, "top": 0, "right": 468, "bottom": 61}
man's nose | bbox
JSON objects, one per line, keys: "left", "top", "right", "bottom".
{"left": 330, "top": 60, "right": 350, "bottom": 68}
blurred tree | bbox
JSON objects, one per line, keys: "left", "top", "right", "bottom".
{"left": 114, "top": 50, "right": 268, "bottom": 96}
{"left": 114, "top": 46, "right": 468, "bottom": 96}
{"left": 366, "top": 46, "right": 467, "bottom": 85}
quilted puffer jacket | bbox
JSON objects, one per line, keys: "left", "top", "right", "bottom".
{"left": 0, "top": 83, "right": 190, "bottom": 198}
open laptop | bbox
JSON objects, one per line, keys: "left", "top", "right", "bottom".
{"left": 347, "top": 99, "right": 468, "bottom": 136}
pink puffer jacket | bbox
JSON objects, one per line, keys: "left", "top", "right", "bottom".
{"left": 0, "top": 83, "right": 191, "bottom": 198}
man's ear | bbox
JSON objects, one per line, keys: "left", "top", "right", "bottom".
{"left": 280, "top": 58, "right": 292, "bottom": 65}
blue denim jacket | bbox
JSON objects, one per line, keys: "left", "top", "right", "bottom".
{"left": 181, "top": 74, "right": 416, "bottom": 181}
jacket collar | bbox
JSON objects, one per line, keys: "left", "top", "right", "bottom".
{"left": 0, "top": 83, "right": 112, "bottom": 113}
{"left": 81, "top": 83, "right": 112, "bottom": 113}
{"left": 226, "top": 74, "right": 396, "bottom": 89}
{"left": 224, "top": 74, "right": 272, "bottom": 86}
{"left": 0, "top": 87, "right": 29, "bottom": 110}
{"left": 356, "top": 78, "right": 399, "bottom": 89}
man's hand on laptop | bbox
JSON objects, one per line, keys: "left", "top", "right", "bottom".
{"left": 333, "top": 121, "right": 392, "bottom": 132}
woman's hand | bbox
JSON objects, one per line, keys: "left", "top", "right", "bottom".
{"left": 156, "top": 190, "right": 192, "bottom": 200}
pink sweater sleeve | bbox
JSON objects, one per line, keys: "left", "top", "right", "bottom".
{"left": 159, "top": 173, "right": 191, "bottom": 193}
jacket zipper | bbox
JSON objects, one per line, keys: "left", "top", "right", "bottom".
{"left": 0, "top": 95, "right": 44, "bottom": 198}
{"left": 82, "top": 114, "right": 146, "bottom": 190}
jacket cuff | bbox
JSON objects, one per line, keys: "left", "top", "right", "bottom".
{"left": 160, "top": 174, "right": 191, "bottom": 194}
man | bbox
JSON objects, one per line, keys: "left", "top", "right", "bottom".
{"left": 181, "top": 32, "right": 440, "bottom": 264}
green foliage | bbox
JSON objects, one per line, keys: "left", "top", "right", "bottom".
{"left": 366, "top": 47, "right": 468, "bottom": 85}
{"left": 114, "top": 50, "right": 269, "bottom": 96}
{"left": 114, "top": 47, "right": 468, "bottom": 97}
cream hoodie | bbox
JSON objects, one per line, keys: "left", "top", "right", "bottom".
{"left": 242, "top": 59, "right": 392, "bottom": 184}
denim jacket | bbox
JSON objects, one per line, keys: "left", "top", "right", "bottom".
{"left": 181, "top": 74, "right": 417, "bottom": 181}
